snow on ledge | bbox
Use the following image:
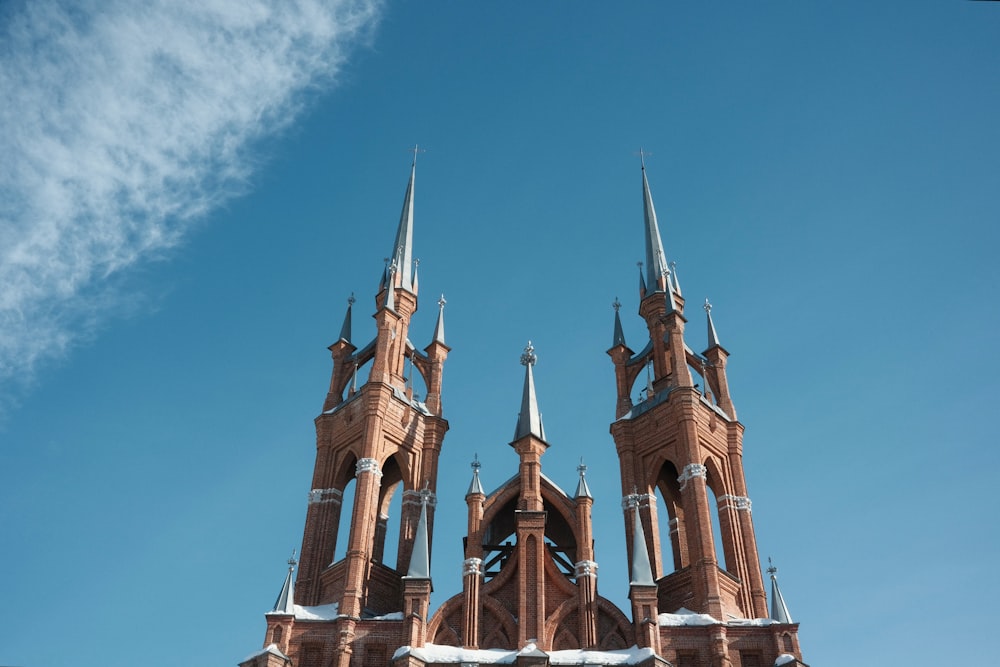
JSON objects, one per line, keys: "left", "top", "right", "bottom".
{"left": 241, "top": 643, "right": 288, "bottom": 663}
{"left": 393, "top": 644, "right": 657, "bottom": 665}
{"left": 265, "top": 602, "right": 402, "bottom": 622}
{"left": 775, "top": 654, "right": 797, "bottom": 666}
{"left": 657, "top": 607, "right": 781, "bottom": 628}
{"left": 658, "top": 607, "right": 720, "bottom": 626}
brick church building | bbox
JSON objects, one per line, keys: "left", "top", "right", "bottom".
{"left": 238, "top": 156, "right": 808, "bottom": 667}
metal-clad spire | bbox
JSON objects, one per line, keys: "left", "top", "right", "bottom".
{"left": 640, "top": 151, "right": 669, "bottom": 293}
{"left": 664, "top": 269, "right": 677, "bottom": 313}
{"left": 406, "top": 488, "right": 431, "bottom": 579}
{"left": 612, "top": 298, "right": 626, "bottom": 348}
{"left": 432, "top": 294, "right": 447, "bottom": 345}
{"left": 384, "top": 264, "right": 397, "bottom": 311}
{"left": 467, "top": 454, "right": 485, "bottom": 496}
{"left": 670, "top": 260, "right": 683, "bottom": 296}
{"left": 768, "top": 558, "right": 793, "bottom": 623}
{"left": 514, "top": 341, "right": 544, "bottom": 441}
{"left": 270, "top": 551, "right": 297, "bottom": 614}
{"left": 339, "top": 293, "right": 355, "bottom": 343}
{"left": 390, "top": 149, "right": 418, "bottom": 291}
{"left": 575, "top": 458, "right": 593, "bottom": 499}
{"left": 705, "top": 298, "right": 721, "bottom": 349}
{"left": 628, "top": 495, "right": 654, "bottom": 585}
{"left": 412, "top": 258, "right": 420, "bottom": 294}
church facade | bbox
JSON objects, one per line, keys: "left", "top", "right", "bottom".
{"left": 239, "top": 158, "right": 808, "bottom": 667}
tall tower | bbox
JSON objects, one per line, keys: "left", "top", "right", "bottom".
{"left": 607, "top": 157, "right": 806, "bottom": 667}
{"left": 243, "top": 155, "right": 451, "bottom": 667}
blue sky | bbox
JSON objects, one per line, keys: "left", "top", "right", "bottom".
{"left": 1, "top": 2, "right": 998, "bottom": 665}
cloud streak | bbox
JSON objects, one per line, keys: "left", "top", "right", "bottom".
{"left": 0, "top": 0, "right": 381, "bottom": 397}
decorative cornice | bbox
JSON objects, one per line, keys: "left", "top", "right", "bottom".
{"left": 574, "top": 560, "right": 598, "bottom": 578}
{"left": 718, "top": 494, "right": 752, "bottom": 512}
{"left": 620, "top": 493, "right": 654, "bottom": 511}
{"left": 308, "top": 488, "right": 344, "bottom": 505}
{"left": 403, "top": 488, "right": 438, "bottom": 507}
{"left": 355, "top": 458, "right": 383, "bottom": 478}
{"left": 463, "top": 557, "right": 483, "bottom": 577}
{"left": 677, "top": 463, "right": 707, "bottom": 491}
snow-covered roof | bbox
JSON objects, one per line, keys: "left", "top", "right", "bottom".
{"left": 775, "top": 654, "right": 797, "bottom": 666}
{"left": 656, "top": 608, "right": 782, "bottom": 628}
{"left": 392, "top": 643, "right": 657, "bottom": 665}
{"left": 241, "top": 643, "right": 289, "bottom": 663}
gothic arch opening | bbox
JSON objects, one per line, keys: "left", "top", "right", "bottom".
{"left": 332, "top": 476, "right": 356, "bottom": 564}
{"left": 705, "top": 460, "right": 734, "bottom": 574}
{"left": 375, "top": 454, "right": 407, "bottom": 571}
{"left": 654, "top": 459, "right": 687, "bottom": 573}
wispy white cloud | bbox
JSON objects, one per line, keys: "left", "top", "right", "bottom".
{"left": 0, "top": 0, "right": 382, "bottom": 399}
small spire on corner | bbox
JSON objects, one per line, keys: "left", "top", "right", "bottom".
{"left": 406, "top": 489, "right": 431, "bottom": 579}
{"left": 432, "top": 294, "right": 447, "bottom": 345}
{"left": 705, "top": 298, "right": 721, "bottom": 349}
{"left": 628, "top": 493, "right": 654, "bottom": 586}
{"left": 612, "top": 297, "right": 627, "bottom": 348}
{"left": 467, "top": 454, "right": 485, "bottom": 496}
{"left": 339, "top": 293, "right": 355, "bottom": 344}
{"left": 767, "top": 557, "right": 794, "bottom": 624}
{"left": 270, "top": 549, "right": 298, "bottom": 614}
{"left": 575, "top": 457, "right": 593, "bottom": 499}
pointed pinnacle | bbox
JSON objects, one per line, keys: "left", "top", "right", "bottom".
{"left": 629, "top": 500, "right": 655, "bottom": 586}
{"left": 339, "top": 293, "right": 354, "bottom": 343}
{"left": 612, "top": 298, "right": 627, "bottom": 348}
{"left": 514, "top": 341, "right": 544, "bottom": 441}
{"left": 705, "top": 298, "right": 721, "bottom": 348}
{"left": 432, "top": 294, "right": 446, "bottom": 345}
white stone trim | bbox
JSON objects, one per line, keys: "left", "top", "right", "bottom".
{"left": 463, "top": 557, "right": 483, "bottom": 577}
{"left": 718, "top": 494, "right": 752, "bottom": 512}
{"left": 308, "top": 488, "right": 344, "bottom": 505}
{"left": 403, "top": 489, "right": 438, "bottom": 507}
{"left": 355, "top": 458, "right": 383, "bottom": 478}
{"left": 677, "top": 464, "right": 707, "bottom": 491}
{"left": 574, "top": 560, "right": 598, "bottom": 578}
{"left": 620, "top": 493, "right": 654, "bottom": 511}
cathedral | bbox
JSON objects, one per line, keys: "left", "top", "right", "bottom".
{"left": 238, "top": 156, "right": 808, "bottom": 667}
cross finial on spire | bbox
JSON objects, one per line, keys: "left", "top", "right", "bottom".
{"left": 287, "top": 549, "right": 298, "bottom": 569}
{"left": 520, "top": 341, "right": 537, "bottom": 367}
{"left": 767, "top": 556, "right": 777, "bottom": 576}
{"left": 409, "top": 143, "right": 425, "bottom": 166}
{"left": 471, "top": 453, "right": 481, "bottom": 472}
{"left": 578, "top": 457, "right": 587, "bottom": 477}
{"left": 704, "top": 298, "right": 712, "bottom": 314}
{"left": 438, "top": 294, "right": 447, "bottom": 308}
{"left": 347, "top": 293, "right": 356, "bottom": 307}
{"left": 612, "top": 297, "right": 621, "bottom": 312}
{"left": 637, "top": 147, "right": 651, "bottom": 169}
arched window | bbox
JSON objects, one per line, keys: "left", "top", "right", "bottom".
{"left": 332, "top": 477, "right": 356, "bottom": 564}
{"left": 271, "top": 625, "right": 283, "bottom": 644}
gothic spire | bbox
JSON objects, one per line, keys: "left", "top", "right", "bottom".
{"left": 640, "top": 151, "right": 669, "bottom": 293}
{"left": 432, "top": 294, "right": 447, "bottom": 345}
{"left": 575, "top": 458, "right": 593, "bottom": 499}
{"left": 467, "top": 454, "right": 485, "bottom": 496}
{"left": 406, "top": 489, "right": 431, "bottom": 579}
{"left": 611, "top": 298, "right": 627, "bottom": 348}
{"left": 270, "top": 551, "right": 297, "bottom": 614}
{"left": 629, "top": 496, "right": 654, "bottom": 586}
{"left": 514, "top": 341, "right": 545, "bottom": 441}
{"left": 338, "top": 293, "right": 355, "bottom": 344}
{"left": 705, "top": 298, "right": 721, "bottom": 349}
{"left": 390, "top": 149, "right": 418, "bottom": 292}
{"left": 768, "top": 558, "right": 793, "bottom": 623}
